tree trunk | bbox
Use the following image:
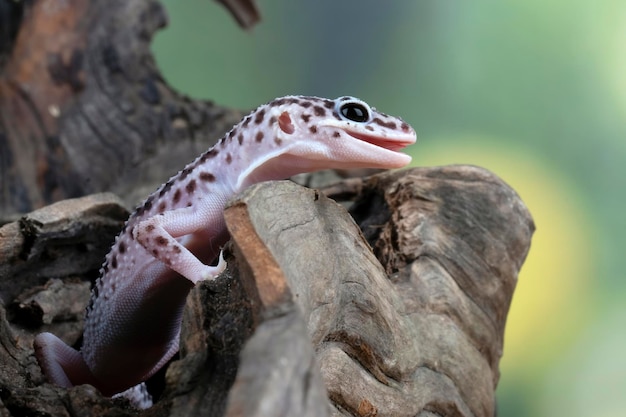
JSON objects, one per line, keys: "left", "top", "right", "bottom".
{"left": 0, "top": 0, "right": 251, "bottom": 220}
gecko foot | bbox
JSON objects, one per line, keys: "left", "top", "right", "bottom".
{"left": 198, "top": 250, "right": 227, "bottom": 281}
{"left": 215, "top": 250, "right": 227, "bottom": 275}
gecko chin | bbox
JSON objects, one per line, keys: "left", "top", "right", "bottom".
{"left": 345, "top": 130, "right": 415, "bottom": 152}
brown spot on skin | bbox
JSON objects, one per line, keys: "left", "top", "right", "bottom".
{"left": 179, "top": 167, "right": 192, "bottom": 181}
{"left": 173, "top": 189, "right": 182, "bottom": 203}
{"left": 173, "top": 246, "right": 182, "bottom": 254}
{"left": 254, "top": 109, "right": 265, "bottom": 124}
{"left": 238, "top": 133, "right": 244, "bottom": 145}
{"left": 366, "top": 126, "right": 374, "bottom": 131}
{"left": 300, "top": 101, "right": 312, "bottom": 108}
{"left": 268, "top": 116, "right": 276, "bottom": 125}
{"left": 146, "top": 224, "right": 155, "bottom": 232}
{"left": 158, "top": 202, "right": 166, "bottom": 212}
{"left": 229, "top": 128, "right": 237, "bottom": 140}
{"left": 200, "top": 172, "right": 215, "bottom": 182}
{"left": 226, "top": 153, "right": 232, "bottom": 164}
{"left": 401, "top": 122, "right": 410, "bottom": 132}
{"left": 275, "top": 136, "right": 283, "bottom": 145}
{"left": 111, "top": 256, "right": 118, "bottom": 269}
{"left": 333, "top": 131, "right": 341, "bottom": 138}
{"left": 152, "top": 249, "right": 159, "bottom": 257}
{"left": 301, "top": 114, "right": 311, "bottom": 123}
{"left": 159, "top": 181, "right": 173, "bottom": 197}
{"left": 255, "top": 131, "right": 264, "bottom": 142}
{"left": 186, "top": 180, "right": 197, "bottom": 194}
{"left": 323, "top": 100, "right": 334, "bottom": 109}
{"left": 119, "top": 242, "right": 126, "bottom": 253}
{"left": 372, "top": 118, "right": 396, "bottom": 129}
{"left": 309, "top": 126, "right": 317, "bottom": 134}
{"left": 272, "top": 98, "right": 287, "bottom": 106}
{"left": 200, "top": 149, "right": 219, "bottom": 162}
{"left": 278, "top": 112, "right": 295, "bottom": 134}
{"left": 156, "top": 236, "right": 168, "bottom": 246}
{"left": 242, "top": 117, "right": 251, "bottom": 128}
{"left": 143, "top": 196, "right": 154, "bottom": 212}
{"left": 313, "top": 106, "right": 325, "bottom": 116}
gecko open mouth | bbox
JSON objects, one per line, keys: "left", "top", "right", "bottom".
{"left": 345, "top": 130, "right": 414, "bottom": 152}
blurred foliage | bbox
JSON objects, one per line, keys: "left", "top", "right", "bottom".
{"left": 153, "top": 0, "right": 626, "bottom": 415}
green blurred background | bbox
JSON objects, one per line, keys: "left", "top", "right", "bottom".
{"left": 153, "top": 1, "right": 626, "bottom": 415}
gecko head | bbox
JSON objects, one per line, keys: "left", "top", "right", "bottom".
{"left": 277, "top": 96, "right": 417, "bottom": 171}
{"left": 236, "top": 96, "right": 417, "bottom": 188}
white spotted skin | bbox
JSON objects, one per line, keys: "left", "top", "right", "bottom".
{"left": 33, "top": 95, "right": 417, "bottom": 399}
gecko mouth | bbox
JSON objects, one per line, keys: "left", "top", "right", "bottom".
{"left": 345, "top": 131, "right": 414, "bottom": 152}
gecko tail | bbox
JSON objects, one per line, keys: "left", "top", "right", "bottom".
{"left": 35, "top": 333, "right": 154, "bottom": 408}
{"left": 33, "top": 332, "right": 98, "bottom": 389}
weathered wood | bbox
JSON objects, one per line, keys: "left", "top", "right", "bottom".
{"left": 223, "top": 190, "right": 332, "bottom": 417}
{"left": 0, "top": 192, "right": 127, "bottom": 305}
{"left": 0, "top": 0, "right": 246, "bottom": 219}
{"left": 344, "top": 166, "right": 533, "bottom": 379}
{"left": 0, "top": 167, "right": 534, "bottom": 416}
{"left": 0, "top": 195, "right": 138, "bottom": 416}
{"left": 163, "top": 167, "right": 533, "bottom": 417}
{"left": 213, "top": 168, "right": 534, "bottom": 417}
{"left": 342, "top": 166, "right": 534, "bottom": 416}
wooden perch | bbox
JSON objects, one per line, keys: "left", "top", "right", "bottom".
{"left": 0, "top": 167, "right": 533, "bottom": 416}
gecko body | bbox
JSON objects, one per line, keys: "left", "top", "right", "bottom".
{"left": 34, "top": 95, "right": 416, "bottom": 399}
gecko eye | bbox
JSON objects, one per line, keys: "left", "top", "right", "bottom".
{"left": 337, "top": 98, "right": 372, "bottom": 123}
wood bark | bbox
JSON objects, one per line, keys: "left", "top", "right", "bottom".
{"left": 0, "top": 1, "right": 534, "bottom": 416}
{"left": 0, "top": 0, "right": 250, "bottom": 220}
{"left": 0, "top": 167, "right": 534, "bottom": 416}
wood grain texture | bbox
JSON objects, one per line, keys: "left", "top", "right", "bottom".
{"left": 0, "top": 192, "right": 127, "bottom": 305}
{"left": 0, "top": 167, "right": 533, "bottom": 416}
{"left": 0, "top": 0, "right": 245, "bottom": 219}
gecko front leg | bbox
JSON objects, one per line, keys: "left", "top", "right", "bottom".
{"left": 132, "top": 203, "right": 227, "bottom": 284}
